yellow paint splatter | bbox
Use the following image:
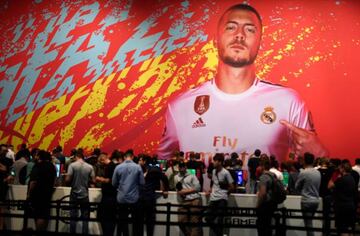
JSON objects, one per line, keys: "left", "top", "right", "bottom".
{"left": 39, "top": 132, "right": 58, "bottom": 150}
{"left": 107, "top": 94, "right": 137, "bottom": 119}
{"left": 14, "top": 111, "right": 34, "bottom": 137}
{"left": 60, "top": 72, "right": 116, "bottom": 146}
{"left": 76, "top": 123, "right": 113, "bottom": 151}
{"left": 30, "top": 86, "right": 90, "bottom": 146}
{"left": 273, "top": 55, "right": 282, "bottom": 60}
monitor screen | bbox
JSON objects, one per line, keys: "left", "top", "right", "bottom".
{"left": 187, "top": 169, "right": 196, "bottom": 175}
{"left": 236, "top": 170, "right": 244, "bottom": 186}
{"left": 55, "top": 163, "right": 61, "bottom": 178}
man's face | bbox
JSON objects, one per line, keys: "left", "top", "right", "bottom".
{"left": 98, "top": 154, "right": 107, "bottom": 165}
{"left": 179, "top": 166, "right": 187, "bottom": 175}
{"left": 138, "top": 158, "right": 145, "bottom": 167}
{"left": 1, "top": 146, "right": 8, "bottom": 154}
{"left": 217, "top": 9, "right": 262, "bottom": 68}
{"left": 213, "top": 160, "right": 222, "bottom": 168}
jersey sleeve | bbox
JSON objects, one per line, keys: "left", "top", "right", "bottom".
{"left": 157, "top": 104, "right": 180, "bottom": 159}
{"left": 289, "top": 98, "right": 314, "bottom": 132}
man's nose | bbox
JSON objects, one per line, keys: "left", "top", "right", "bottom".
{"left": 235, "top": 28, "right": 245, "bottom": 41}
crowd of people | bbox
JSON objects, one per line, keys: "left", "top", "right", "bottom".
{"left": 0, "top": 143, "right": 359, "bottom": 236}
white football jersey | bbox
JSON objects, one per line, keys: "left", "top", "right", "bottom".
{"left": 158, "top": 78, "right": 313, "bottom": 166}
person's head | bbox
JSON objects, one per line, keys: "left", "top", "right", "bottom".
{"left": 124, "top": 149, "right": 134, "bottom": 159}
{"left": 8, "top": 144, "right": 14, "bottom": 151}
{"left": 217, "top": 4, "right": 262, "bottom": 68}
{"left": 339, "top": 161, "right": 352, "bottom": 175}
{"left": 70, "top": 148, "right": 77, "bottom": 156}
{"left": 76, "top": 151, "right": 84, "bottom": 160}
{"left": 98, "top": 152, "right": 109, "bottom": 165}
{"left": 213, "top": 153, "right": 225, "bottom": 168}
{"left": 303, "top": 152, "right": 315, "bottom": 167}
{"left": 178, "top": 161, "right": 186, "bottom": 175}
{"left": 93, "top": 148, "right": 101, "bottom": 156}
{"left": 230, "top": 152, "right": 239, "bottom": 160}
{"left": 254, "top": 149, "right": 261, "bottom": 157}
{"left": 0, "top": 144, "right": 8, "bottom": 155}
{"left": 138, "top": 154, "right": 150, "bottom": 168}
{"left": 111, "top": 150, "right": 124, "bottom": 164}
{"left": 319, "top": 157, "right": 330, "bottom": 168}
{"left": 189, "top": 152, "right": 196, "bottom": 160}
{"left": 269, "top": 155, "right": 279, "bottom": 169}
{"left": 15, "top": 149, "right": 31, "bottom": 161}
{"left": 355, "top": 158, "right": 360, "bottom": 166}
{"left": 195, "top": 152, "right": 201, "bottom": 160}
{"left": 38, "top": 150, "right": 51, "bottom": 162}
{"left": 259, "top": 154, "right": 270, "bottom": 171}
{"left": 30, "top": 148, "right": 39, "bottom": 161}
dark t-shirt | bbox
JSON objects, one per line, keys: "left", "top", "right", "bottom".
{"left": 318, "top": 168, "right": 333, "bottom": 197}
{"left": 0, "top": 155, "right": 13, "bottom": 200}
{"left": 333, "top": 174, "right": 357, "bottom": 209}
{"left": 141, "top": 166, "right": 169, "bottom": 202}
{"left": 187, "top": 160, "right": 205, "bottom": 181}
{"left": 101, "top": 162, "right": 117, "bottom": 198}
{"left": 248, "top": 157, "right": 260, "bottom": 180}
{"left": 29, "top": 161, "right": 56, "bottom": 202}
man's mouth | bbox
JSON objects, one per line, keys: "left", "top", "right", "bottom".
{"left": 230, "top": 44, "right": 246, "bottom": 50}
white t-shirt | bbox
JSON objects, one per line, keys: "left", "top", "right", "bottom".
{"left": 158, "top": 78, "right": 313, "bottom": 166}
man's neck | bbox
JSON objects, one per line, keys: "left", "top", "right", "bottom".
{"left": 215, "top": 62, "right": 256, "bottom": 94}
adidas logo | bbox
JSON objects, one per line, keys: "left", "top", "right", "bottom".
{"left": 192, "top": 117, "right": 206, "bottom": 128}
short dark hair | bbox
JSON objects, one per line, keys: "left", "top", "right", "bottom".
{"left": 254, "top": 149, "right": 261, "bottom": 157}
{"left": 260, "top": 154, "right": 270, "bottom": 170}
{"left": 93, "top": 148, "right": 101, "bottom": 156}
{"left": 304, "top": 152, "right": 315, "bottom": 166}
{"left": 219, "top": 4, "right": 262, "bottom": 27}
{"left": 125, "top": 149, "right": 134, "bottom": 157}
{"left": 76, "top": 151, "right": 84, "bottom": 159}
{"left": 213, "top": 153, "right": 224, "bottom": 163}
{"left": 38, "top": 150, "right": 51, "bottom": 161}
{"left": 341, "top": 162, "right": 352, "bottom": 173}
{"left": 178, "top": 161, "right": 186, "bottom": 168}
{"left": 230, "top": 152, "right": 239, "bottom": 160}
{"left": 355, "top": 158, "right": 360, "bottom": 165}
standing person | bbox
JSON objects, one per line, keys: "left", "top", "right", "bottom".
{"left": 95, "top": 152, "right": 117, "bottom": 236}
{"left": 328, "top": 161, "right": 357, "bottom": 236}
{"left": 157, "top": 3, "right": 328, "bottom": 163}
{"left": 138, "top": 155, "right": 169, "bottom": 236}
{"left": 247, "top": 149, "right": 261, "bottom": 193}
{"left": 0, "top": 144, "right": 14, "bottom": 230}
{"left": 205, "top": 153, "right": 234, "bottom": 236}
{"left": 112, "top": 149, "right": 145, "bottom": 236}
{"left": 27, "top": 150, "right": 56, "bottom": 232}
{"left": 256, "top": 154, "right": 277, "bottom": 236}
{"left": 65, "top": 150, "right": 96, "bottom": 234}
{"left": 187, "top": 152, "right": 205, "bottom": 192}
{"left": 317, "top": 157, "right": 333, "bottom": 236}
{"left": 352, "top": 158, "right": 360, "bottom": 188}
{"left": 12, "top": 149, "right": 30, "bottom": 184}
{"left": 295, "top": 152, "right": 321, "bottom": 236}
{"left": 175, "top": 161, "right": 202, "bottom": 236}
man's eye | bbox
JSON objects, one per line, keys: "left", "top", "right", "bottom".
{"left": 225, "top": 25, "right": 236, "bottom": 31}
{"left": 245, "top": 27, "right": 256, "bottom": 33}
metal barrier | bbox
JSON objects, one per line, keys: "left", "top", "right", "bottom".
{"left": 0, "top": 200, "right": 359, "bottom": 235}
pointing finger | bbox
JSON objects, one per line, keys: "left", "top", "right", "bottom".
{"left": 280, "top": 119, "right": 305, "bottom": 135}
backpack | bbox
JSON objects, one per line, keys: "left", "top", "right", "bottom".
{"left": 266, "top": 173, "right": 287, "bottom": 204}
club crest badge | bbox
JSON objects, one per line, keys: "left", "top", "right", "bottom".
{"left": 261, "top": 106, "right": 276, "bottom": 124}
{"left": 194, "top": 95, "right": 210, "bottom": 115}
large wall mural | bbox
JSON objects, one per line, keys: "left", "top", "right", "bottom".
{"left": 0, "top": 0, "right": 359, "bottom": 159}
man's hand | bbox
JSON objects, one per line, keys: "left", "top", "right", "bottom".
{"left": 280, "top": 120, "right": 329, "bottom": 157}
